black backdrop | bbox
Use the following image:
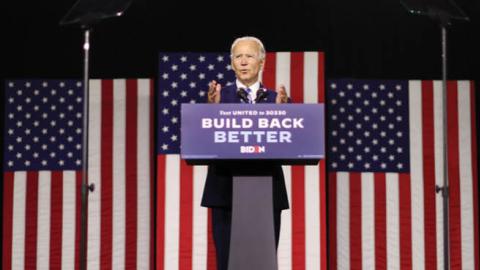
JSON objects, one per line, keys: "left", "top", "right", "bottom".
{"left": 1, "top": 0, "right": 479, "bottom": 79}
{"left": 1, "top": 0, "right": 479, "bottom": 266}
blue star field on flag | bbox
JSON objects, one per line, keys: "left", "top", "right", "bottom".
{"left": 3, "top": 80, "right": 84, "bottom": 171}
{"left": 157, "top": 52, "right": 236, "bottom": 154}
{"left": 326, "top": 79, "right": 410, "bottom": 172}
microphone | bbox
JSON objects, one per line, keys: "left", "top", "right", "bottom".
{"left": 236, "top": 87, "right": 250, "bottom": 103}
{"left": 255, "top": 88, "right": 268, "bottom": 103}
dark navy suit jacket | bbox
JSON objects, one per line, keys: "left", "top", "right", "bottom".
{"left": 200, "top": 84, "right": 290, "bottom": 210}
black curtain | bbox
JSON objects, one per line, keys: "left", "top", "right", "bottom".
{"left": 1, "top": 0, "right": 478, "bottom": 79}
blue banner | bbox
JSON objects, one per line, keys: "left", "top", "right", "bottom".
{"left": 181, "top": 104, "right": 325, "bottom": 161}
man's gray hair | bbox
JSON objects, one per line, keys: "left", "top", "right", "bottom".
{"left": 230, "top": 36, "right": 266, "bottom": 60}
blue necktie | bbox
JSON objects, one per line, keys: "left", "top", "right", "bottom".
{"left": 246, "top": 88, "right": 253, "bottom": 103}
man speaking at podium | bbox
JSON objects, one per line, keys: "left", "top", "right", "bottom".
{"left": 201, "top": 36, "right": 290, "bottom": 270}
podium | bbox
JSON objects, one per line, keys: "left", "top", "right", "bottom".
{"left": 181, "top": 104, "right": 325, "bottom": 270}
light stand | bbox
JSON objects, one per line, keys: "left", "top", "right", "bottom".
{"left": 79, "top": 26, "right": 94, "bottom": 270}
{"left": 59, "top": 1, "right": 132, "bottom": 269}
{"left": 400, "top": 1, "right": 469, "bottom": 269}
{"left": 437, "top": 12, "right": 450, "bottom": 270}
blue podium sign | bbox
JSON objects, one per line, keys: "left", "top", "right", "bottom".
{"left": 180, "top": 104, "right": 324, "bottom": 162}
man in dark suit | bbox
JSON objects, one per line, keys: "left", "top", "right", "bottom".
{"left": 201, "top": 36, "right": 290, "bottom": 270}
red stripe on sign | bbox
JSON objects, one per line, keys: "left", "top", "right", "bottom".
{"left": 319, "top": 160, "right": 327, "bottom": 270}
{"left": 328, "top": 172, "right": 337, "bottom": 270}
{"left": 447, "top": 81, "right": 462, "bottom": 269}
{"left": 150, "top": 79, "right": 155, "bottom": 270}
{"left": 375, "top": 173, "right": 387, "bottom": 270}
{"left": 292, "top": 165, "right": 305, "bottom": 270}
{"left": 263, "top": 53, "right": 276, "bottom": 89}
{"left": 125, "top": 79, "right": 138, "bottom": 269}
{"left": 290, "top": 52, "right": 304, "bottom": 103}
{"left": 207, "top": 209, "right": 217, "bottom": 270}
{"left": 100, "top": 79, "right": 114, "bottom": 270}
{"left": 25, "top": 171, "right": 39, "bottom": 269}
{"left": 50, "top": 171, "right": 64, "bottom": 270}
{"left": 470, "top": 81, "right": 479, "bottom": 270}
{"left": 156, "top": 155, "right": 166, "bottom": 270}
{"left": 399, "top": 173, "right": 412, "bottom": 270}
{"left": 179, "top": 160, "right": 194, "bottom": 270}
{"left": 75, "top": 171, "right": 82, "bottom": 270}
{"left": 350, "top": 172, "right": 362, "bottom": 270}
{"left": 317, "top": 52, "right": 325, "bottom": 103}
{"left": 421, "top": 80, "right": 437, "bottom": 269}
{"left": 2, "top": 172, "right": 14, "bottom": 270}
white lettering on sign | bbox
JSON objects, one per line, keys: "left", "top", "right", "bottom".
{"left": 202, "top": 118, "right": 253, "bottom": 128}
{"left": 214, "top": 131, "right": 292, "bottom": 143}
{"left": 257, "top": 118, "right": 304, "bottom": 128}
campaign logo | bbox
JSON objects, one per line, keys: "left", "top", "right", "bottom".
{"left": 240, "top": 145, "right": 266, "bottom": 154}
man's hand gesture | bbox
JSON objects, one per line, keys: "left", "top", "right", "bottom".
{"left": 207, "top": 80, "right": 222, "bottom": 103}
{"left": 276, "top": 84, "right": 289, "bottom": 104}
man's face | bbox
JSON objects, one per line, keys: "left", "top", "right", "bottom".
{"left": 231, "top": 40, "right": 265, "bottom": 86}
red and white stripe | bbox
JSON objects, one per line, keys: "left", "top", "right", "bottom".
{"left": 2, "top": 79, "right": 153, "bottom": 270}
{"left": 156, "top": 51, "right": 327, "bottom": 270}
{"left": 3, "top": 170, "right": 83, "bottom": 270}
{"left": 328, "top": 80, "right": 479, "bottom": 269}
{"left": 87, "top": 79, "right": 153, "bottom": 270}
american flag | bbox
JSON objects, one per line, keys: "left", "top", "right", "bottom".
{"left": 157, "top": 53, "right": 236, "bottom": 154}
{"left": 2, "top": 79, "right": 154, "bottom": 270}
{"left": 327, "top": 79, "right": 479, "bottom": 269}
{"left": 156, "top": 52, "right": 328, "bottom": 270}
{"left": 3, "top": 80, "right": 83, "bottom": 270}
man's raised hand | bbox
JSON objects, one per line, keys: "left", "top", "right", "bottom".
{"left": 275, "top": 84, "right": 289, "bottom": 104}
{"left": 207, "top": 80, "right": 222, "bottom": 103}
